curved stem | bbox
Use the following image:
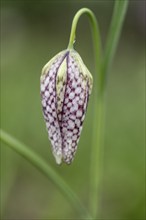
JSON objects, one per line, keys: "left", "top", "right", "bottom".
{"left": 67, "top": 7, "right": 103, "bottom": 218}
{"left": 67, "top": 8, "right": 103, "bottom": 218}
{"left": 67, "top": 8, "right": 101, "bottom": 75}
{"left": 0, "top": 129, "right": 92, "bottom": 219}
{"left": 90, "top": 1, "right": 129, "bottom": 218}
{"left": 67, "top": 3, "right": 129, "bottom": 218}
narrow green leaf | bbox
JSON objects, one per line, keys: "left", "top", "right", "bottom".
{"left": 0, "top": 129, "right": 92, "bottom": 219}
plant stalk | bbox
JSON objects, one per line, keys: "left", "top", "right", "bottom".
{"left": 90, "top": 1, "right": 129, "bottom": 218}
{"left": 67, "top": 8, "right": 103, "bottom": 218}
{"left": 67, "top": 8, "right": 101, "bottom": 74}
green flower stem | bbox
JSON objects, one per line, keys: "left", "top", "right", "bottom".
{"left": 67, "top": 8, "right": 101, "bottom": 73}
{"left": 67, "top": 8, "right": 103, "bottom": 218}
{"left": 0, "top": 129, "right": 92, "bottom": 219}
{"left": 67, "top": 2, "right": 129, "bottom": 218}
{"left": 89, "top": 96, "right": 105, "bottom": 218}
{"left": 90, "top": 1, "right": 129, "bottom": 218}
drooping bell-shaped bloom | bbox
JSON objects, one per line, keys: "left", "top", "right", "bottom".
{"left": 40, "top": 49, "right": 93, "bottom": 164}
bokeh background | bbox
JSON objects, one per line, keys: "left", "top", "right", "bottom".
{"left": 1, "top": 0, "right": 145, "bottom": 219}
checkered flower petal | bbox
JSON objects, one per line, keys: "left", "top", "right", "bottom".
{"left": 40, "top": 49, "right": 93, "bottom": 164}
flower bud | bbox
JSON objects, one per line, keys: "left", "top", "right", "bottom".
{"left": 40, "top": 49, "right": 93, "bottom": 165}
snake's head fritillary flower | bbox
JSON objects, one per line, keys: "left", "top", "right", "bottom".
{"left": 40, "top": 49, "right": 93, "bottom": 165}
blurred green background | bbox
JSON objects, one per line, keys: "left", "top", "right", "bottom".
{"left": 1, "top": 0, "right": 145, "bottom": 219}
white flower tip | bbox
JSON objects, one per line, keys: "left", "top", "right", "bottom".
{"left": 53, "top": 151, "right": 62, "bottom": 165}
